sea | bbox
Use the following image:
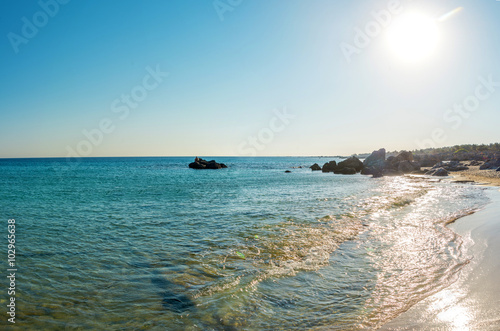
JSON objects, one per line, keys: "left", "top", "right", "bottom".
{"left": 0, "top": 157, "right": 491, "bottom": 330}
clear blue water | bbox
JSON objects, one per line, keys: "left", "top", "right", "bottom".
{"left": 0, "top": 157, "right": 490, "bottom": 330}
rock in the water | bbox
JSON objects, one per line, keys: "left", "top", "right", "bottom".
{"left": 189, "top": 157, "right": 227, "bottom": 170}
{"left": 322, "top": 161, "right": 337, "bottom": 173}
{"left": 310, "top": 163, "right": 321, "bottom": 171}
{"left": 337, "top": 167, "right": 356, "bottom": 175}
{"left": 397, "top": 160, "right": 415, "bottom": 173}
{"left": 497, "top": 167, "right": 500, "bottom": 172}
{"left": 363, "top": 148, "right": 386, "bottom": 168}
{"left": 362, "top": 148, "right": 386, "bottom": 177}
{"left": 337, "top": 156, "right": 363, "bottom": 173}
{"left": 285, "top": 170, "right": 292, "bottom": 173}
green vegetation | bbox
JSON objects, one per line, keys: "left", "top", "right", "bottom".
{"left": 411, "top": 143, "right": 500, "bottom": 155}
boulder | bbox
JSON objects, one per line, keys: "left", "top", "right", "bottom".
{"left": 189, "top": 157, "right": 227, "bottom": 170}
{"left": 433, "top": 161, "right": 469, "bottom": 172}
{"left": 497, "top": 167, "right": 500, "bottom": 172}
{"left": 398, "top": 160, "right": 415, "bottom": 174}
{"left": 363, "top": 148, "right": 386, "bottom": 168}
{"left": 480, "top": 159, "right": 500, "bottom": 170}
{"left": 337, "top": 156, "right": 363, "bottom": 173}
{"left": 310, "top": 163, "right": 321, "bottom": 171}
{"left": 322, "top": 161, "right": 337, "bottom": 173}
{"left": 426, "top": 167, "right": 449, "bottom": 177}
{"left": 434, "top": 168, "right": 449, "bottom": 176}
{"left": 285, "top": 170, "right": 292, "bottom": 173}
{"left": 396, "top": 151, "right": 414, "bottom": 162}
{"left": 336, "top": 167, "right": 356, "bottom": 175}
{"left": 415, "top": 154, "right": 441, "bottom": 167}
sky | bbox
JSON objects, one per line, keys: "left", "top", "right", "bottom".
{"left": 0, "top": 0, "right": 499, "bottom": 158}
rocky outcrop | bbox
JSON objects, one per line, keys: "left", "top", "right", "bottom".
{"left": 335, "top": 167, "right": 356, "bottom": 175}
{"left": 189, "top": 157, "right": 227, "bottom": 169}
{"left": 396, "top": 151, "right": 414, "bottom": 162}
{"left": 383, "top": 151, "right": 420, "bottom": 175}
{"left": 362, "top": 149, "right": 420, "bottom": 177}
{"left": 431, "top": 161, "right": 469, "bottom": 172}
{"left": 322, "top": 161, "right": 337, "bottom": 173}
{"left": 479, "top": 159, "right": 500, "bottom": 170}
{"left": 310, "top": 163, "right": 321, "bottom": 171}
{"left": 425, "top": 167, "right": 449, "bottom": 176}
{"left": 363, "top": 148, "right": 386, "bottom": 168}
{"left": 414, "top": 154, "right": 441, "bottom": 167}
{"left": 337, "top": 156, "right": 363, "bottom": 173}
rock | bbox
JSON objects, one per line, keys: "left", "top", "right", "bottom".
{"left": 337, "top": 167, "right": 356, "bottom": 175}
{"left": 432, "top": 161, "right": 469, "bottom": 172}
{"left": 396, "top": 151, "right": 414, "bottom": 162}
{"left": 362, "top": 149, "right": 386, "bottom": 177}
{"left": 431, "top": 161, "right": 445, "bottom": 169}
{"left": 337, "top": 156, "right": 363, "bottom": 173}
{"left": 480, "top": 159, "right": 500, "bottom": 170}
{"left": 497, "top": 167, "right": 500, "bottom": 172}
{"left": 285, "top": 170, "right": 292, "bottom": 173}
{"left": 434, "top": 168, "right": 449, "bottom": 176}
{"left": 410, "top": 161, "right": 421, "bottom": 171}
{"left": 426, "top": 167, "right": 449, "bottom": 177}
{"left": 468, "top": 160, "right": 482, "bottom": 166}
{"left": 415, "top": 154, "right": 441, "bottom": 167}
{"left": 386, "top": 156, "right": 397, "bottom": 164}
{"left": 398, "top": 160, "right": 415, "bottom": 173}
{"left": 310, "top": 163, "right": 321, "bottom": 171}
{"left": 322, "top": 161, "right": 337, "bottom": 173}
{"left": 363, "top": 148, "right": 386, "bottom": 168}
{"left": 189, "top": 157, "right": 227, "bottom": 170}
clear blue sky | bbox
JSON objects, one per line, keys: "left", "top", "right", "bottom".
{"left": 1, "top": 0, "right": 499, "bottom": 157}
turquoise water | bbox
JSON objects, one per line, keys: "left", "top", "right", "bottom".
{"left": 0, "top": 157, "right": 489, "bottom": 330}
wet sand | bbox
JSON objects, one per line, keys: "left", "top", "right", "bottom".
{"left": 380, "top": 188, "right": 500, "bottom": 330}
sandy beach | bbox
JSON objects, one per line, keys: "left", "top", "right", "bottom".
{"left": 451, "top": 166, "right": 500, "bottom": 186}
{"left": 381, "top": 186, "right": 500, "bottom": 330}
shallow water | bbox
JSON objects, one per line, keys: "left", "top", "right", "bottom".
{"left": 0, "top": 157, "right": 489, "bottom": 329}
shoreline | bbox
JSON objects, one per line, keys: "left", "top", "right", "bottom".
{"left": 381, "top": 187, "right": 500, "bottom": 330}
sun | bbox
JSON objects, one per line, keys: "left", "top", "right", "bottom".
{"left": 386, "top": 12, "right": 440, "bottom": 63}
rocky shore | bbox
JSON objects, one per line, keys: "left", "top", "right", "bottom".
{"left": 309, "top": 147, "right": 500, "bottom": 185}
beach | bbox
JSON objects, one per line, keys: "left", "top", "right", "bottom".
{"left": 381, "top": 186, "right": 500, "bottom": 330}
{"left": 452, "top": 166, "right": 500, "bottom": 186}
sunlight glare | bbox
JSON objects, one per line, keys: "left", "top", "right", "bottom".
{"left": 386, "top": 12, "right": 440, "bottom": 63}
